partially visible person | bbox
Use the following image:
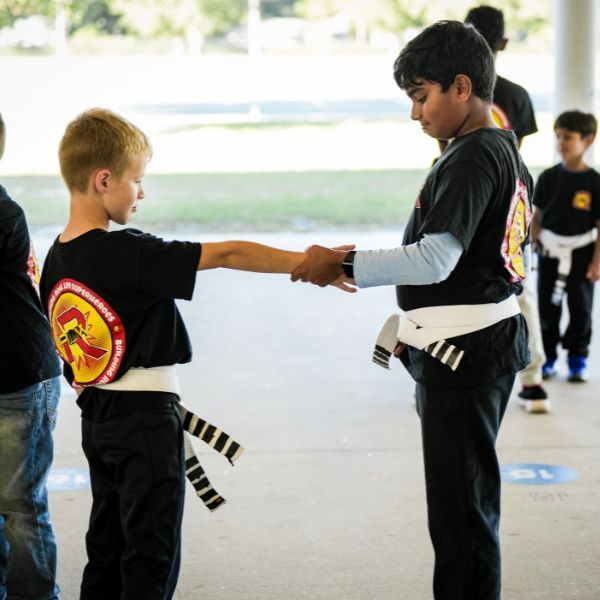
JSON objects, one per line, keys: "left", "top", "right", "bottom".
{"left": 0, "top": 112, "right": 62, "bottom": 599}
{"left": 464, "top": 4, "right": 548, "bottom": 412}
{"left": 533, "top": 110, "right": 600, "bottom": 383}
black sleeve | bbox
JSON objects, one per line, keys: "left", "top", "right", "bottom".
{"left": 532, "top": 169, "right": 549, "bottom": 208}
{"left": 513, "top": 94, "right": 538, "bottom": 140}
{"left": 419, "top": 161, "right": 495, "bottom": 251}
{"left": 134, "top": 233, "right": 202, "bottom": 300}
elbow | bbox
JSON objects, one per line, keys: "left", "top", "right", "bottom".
{"left": 430, "top": 263, "right": 455, "bottom": 283}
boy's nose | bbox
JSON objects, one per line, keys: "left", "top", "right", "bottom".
{"left": 410, "top": 104, "right": 421, "bottom": 121}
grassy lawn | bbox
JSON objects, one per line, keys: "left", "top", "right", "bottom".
{"left": 2, "top": 169, "right": 428, "bottom": 231}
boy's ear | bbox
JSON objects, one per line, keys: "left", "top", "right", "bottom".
{"left": 583, "top": 133, "right": 596, "bottom": 148}
{"left": 453, "top": 74, "right": 473, "bottom": 101}
{"left": 93, "top": 169, "right": 111, "bottom": 193}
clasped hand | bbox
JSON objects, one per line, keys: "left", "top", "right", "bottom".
{"left": 291, "top": 244, "right": 357, "bottom": 293}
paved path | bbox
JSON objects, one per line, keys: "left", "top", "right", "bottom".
{"left": 34, "top": 230, "right": 600, "bottom": 600}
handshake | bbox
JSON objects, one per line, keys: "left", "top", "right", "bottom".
{"left": 290, "top": 244, "right": 357, "bottom": 294}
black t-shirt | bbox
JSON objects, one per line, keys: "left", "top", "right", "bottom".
{"left": 396, "top": 128, "right": 532, "bottom": 388}
{"left": 0, "top": 185, "right": 61, "bottom": 393}
{"left": 533, "top": 164, "right": 600, "bottom": 235}
{"left": 492, "top": 75, "right": 538, "bottom": 141}
{"left": 40, "top": 228, "right": 201, "bottom": 393}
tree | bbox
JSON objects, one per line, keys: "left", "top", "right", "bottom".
{"left": 197, "top": 0, "right": 247, "bottom": 36}
{"left": 0, "top": 0, "right": 52, "bottom": 28}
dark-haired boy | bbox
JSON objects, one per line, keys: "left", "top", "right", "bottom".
{"left": 292, "top": 20, "right": 532, "bottom": 600}
{"left": 533, "top": 110, "right": 600, "bottom": 382}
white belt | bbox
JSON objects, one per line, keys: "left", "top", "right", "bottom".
{"left": 373, "top": 295, "right": 521, "bottom": 372}
{"left": 95, "top": 365, "right": 244, "bottom": 512}
{"left": 539, "top": 229, "right": 597, "bottom": 305}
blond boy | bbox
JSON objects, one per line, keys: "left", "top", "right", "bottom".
{"left": 40, "top": 108, "right": 349, "bottom": 599}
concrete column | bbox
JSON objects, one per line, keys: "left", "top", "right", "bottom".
{"left": 248, "top": 0, "right": 261, "bottom": 57}
{"left": 554, "top": 0, "right": 597, "bottom": 163}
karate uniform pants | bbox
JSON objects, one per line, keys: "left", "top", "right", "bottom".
{"left": 537, "top": 244, "right": 595, "bottom": 361}
{"left": 80, "top": 395, "right": 185, "bottom": 600}
{"left": 416, "top": 373, "right": 514, "bottom": 600}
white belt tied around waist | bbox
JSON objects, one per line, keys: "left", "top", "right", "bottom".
{"left": 373, "top": 295, "right": 521, "bottom": 372}
{"left": 539, "top": 229, "right": 597, "bottom": 305}
{"left": 95, "top": 366, "right": 244, "bottom": 512}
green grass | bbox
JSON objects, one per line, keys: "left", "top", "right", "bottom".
{"left": 3, "top": 166, "right": 544, "bottom": 231}
{"left": 2, "top": 170, "right": 428, "bottom": 231}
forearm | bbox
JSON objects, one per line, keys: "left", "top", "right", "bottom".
{"left": 199, "top": 241, "right": 305, "bottom": 273}
{"left": 591, "top": 224, "right": 600, "bottom": 264}
{"left": 354, "top": 232, "right": 463, "bottom": 288}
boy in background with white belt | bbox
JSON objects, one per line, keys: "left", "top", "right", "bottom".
{"left": 533, "top": 110, "right": 600, "bottom": 382}
{"left": 291, "top": 20, "right": 532, "bottom": 600}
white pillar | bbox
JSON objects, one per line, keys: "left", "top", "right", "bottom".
{"left": 554, "top": 0, "right": 597, "bottom": 163}
{"left": 248, "top": 0, "right": 261, "bottom": 57}
{"left": 54, "top": 0, "right": 67, "bottom": 57}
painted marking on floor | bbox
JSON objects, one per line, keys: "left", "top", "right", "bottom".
{"left": 501, "top": 463, "right": 578, "bottom": 485}
{"left": 47, "top": 468, "right": 90, "bottom": 491}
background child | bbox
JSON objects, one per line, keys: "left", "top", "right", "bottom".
{"left": 533, "top": 110, "right": 600, "bottom": 382}
{"left": 465, "top": 4, "right": 549, "bottom": 413}
{"left": 0, "top": 112, "right": 62, "bottom": 599}
{"left": 40, "top": 108, "right": 350, "bottom": 600}
{"left": 291, "top": 21, "right": 532, "bottom": 600}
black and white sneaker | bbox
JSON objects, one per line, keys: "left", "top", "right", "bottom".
{"left": 516, "top": 385, "right": 551, "bottom": 414}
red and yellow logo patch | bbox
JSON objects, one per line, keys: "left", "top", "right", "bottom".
{"left": 572, "top": 190, "right": 591, "bottom": 211}
{"left": 502, "top": 178, "right": 532, "bottom": 283}
{"left": 48, "top": 279, "right": 125, "bottom": 387}
{"left": 492, "top": 103, "right": 511, "bottom": 131}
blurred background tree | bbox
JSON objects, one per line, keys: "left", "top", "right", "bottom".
{"left": 0, "top": 0, "right": 52, "bottom": 27}
{"left": 0, "top": 0, "right": 551, "bottom": 45}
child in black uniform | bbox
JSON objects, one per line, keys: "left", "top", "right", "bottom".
{"left": 40, "top": 108, "right": 351, "bottom": 600}
{"left": 291, "top": 21, "right": 532, "bottom": 600}
{"left": 533, "top": 110, "right": 600, "bottom": 382}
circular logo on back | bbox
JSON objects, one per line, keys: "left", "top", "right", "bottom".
{"left": 48, "top": 279, "right": 125, "bottom": 386}
{"left": 491, "top": 102, "right": 511, "bottom": 130}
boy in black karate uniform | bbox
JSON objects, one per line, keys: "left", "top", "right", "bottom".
{"left": 291, "top": 21, "right": 532, "bottom": 600}
{"left": 40, "top": 108, "right": 350, "bottom": 600}
{"left": 532, "top": 110, "right": 600, "bottom": 382}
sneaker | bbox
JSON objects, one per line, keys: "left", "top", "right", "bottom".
{"left": 542, "top": 360, "right": 557, "bottom": 380}
{"left": 567, "top": 355, "right": 588, "bottom": 382}
{"left": 517, "top": 385, "right": 551, "bottom": 413}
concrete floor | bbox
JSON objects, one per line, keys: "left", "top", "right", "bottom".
{"left": 37, "top": 230, "right": 600, "bottom": 600}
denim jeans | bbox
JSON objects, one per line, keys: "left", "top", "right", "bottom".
{"left": 0, "top": 377, "right": 61, "bottom": 600}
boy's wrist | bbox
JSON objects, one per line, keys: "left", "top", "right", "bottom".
{"left": 342, "top": 251, "right": 356, "bottom": 279}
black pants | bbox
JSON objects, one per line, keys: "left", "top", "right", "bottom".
{"left": 416, "top": 374, "right": 514, "bottom": 600}
{"left": 537, "top": 245, "right": 595, "bottom": 361}
{"left": 80, "top": 397, "right": 185, "bottom": 600}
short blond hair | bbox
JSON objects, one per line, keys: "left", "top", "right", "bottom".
{"left": 59, "top": 108, "right": 152, "bottom": 193}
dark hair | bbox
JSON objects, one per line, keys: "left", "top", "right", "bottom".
{"left": 393, "top": 20, "right": 495, "bottom": 103}
{"left": 465, "top": 5, "right": 505, "bottom": 52}
{"left": 554, "top": 110, "right": 597, "bottom": 137}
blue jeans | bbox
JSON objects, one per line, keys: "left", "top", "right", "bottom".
{"left": 0, "top": 378, "right": 61, "bottom": 600}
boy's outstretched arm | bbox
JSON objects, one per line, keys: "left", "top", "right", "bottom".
{"left": 198, "top": 241, "right": 356, "bottom": 292}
